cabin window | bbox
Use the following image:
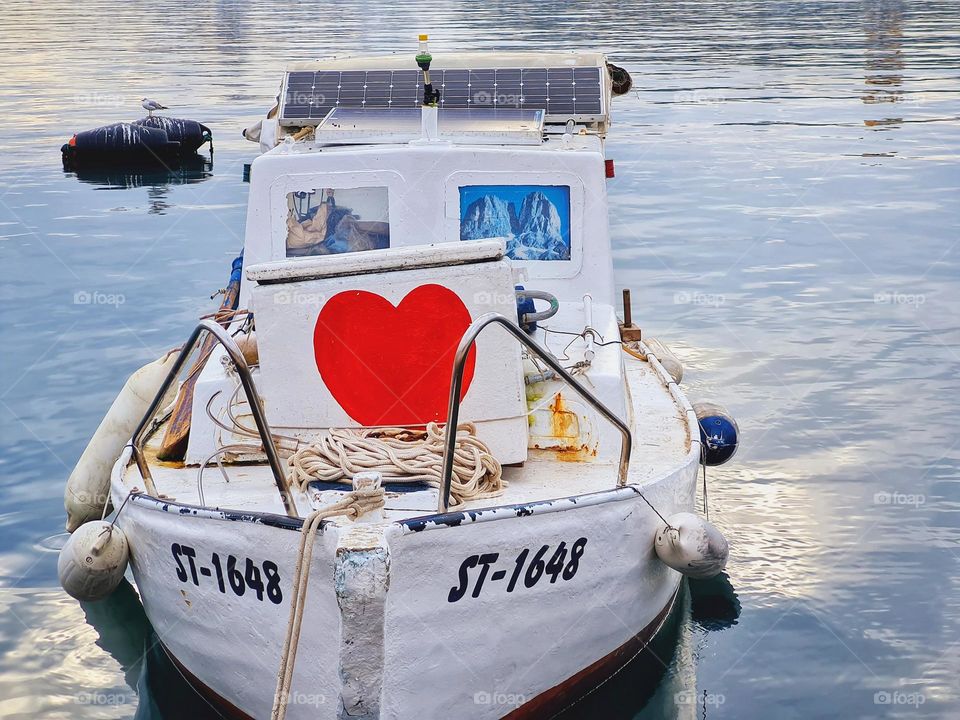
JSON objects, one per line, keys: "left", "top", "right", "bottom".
{"left": 285, "top": 186, "right": 390, "bottom": 257}
{"left": 459, "top": 184, "right": 571, "bottom": 261}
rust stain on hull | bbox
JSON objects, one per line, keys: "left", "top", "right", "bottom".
{"left": 144, "top": 441, "right": 186, "bottom": 469}
{"left": 549, "top": 394, "right": 577, "bottom": 438}
{"left": 532, "top": 394, "right": 597, "bottom": 462}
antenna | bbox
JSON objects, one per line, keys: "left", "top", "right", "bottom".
{"left": 416, "top": 35, "right": 440, "bottom": 106}
{"left": 415, "top": 35, "right": 441, "bottom": 141}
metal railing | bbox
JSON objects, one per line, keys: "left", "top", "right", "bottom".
{"left": 438, "top": 312, "right": 633, "bottom": 512}
{"left": 130, "top": 319, "right": 299, "bottom": 518}
{"left": 130, "top": 314, "right": 630, "bottom": 519}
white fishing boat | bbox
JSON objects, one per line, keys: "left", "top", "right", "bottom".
{"left": 60, "top": 40, "right": 740, "bottom": 719}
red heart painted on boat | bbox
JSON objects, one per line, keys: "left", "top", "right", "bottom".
{"left": 313, "top": 284, "right": 476, "bottom": 426}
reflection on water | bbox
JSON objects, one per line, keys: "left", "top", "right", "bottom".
{"left": 1, "top": 0, "right": 959, "bottom": 718}
{"left": 64, "top": 156, "right": 214, "bottom": 215}
{"left": 80, "top": 581, "right": 221, "bottom": 720}
{"left": 863, "top": 2, "right": 906, "bottom": 129}
{"left": 79, "top": 581, "right": 152, "bottom": 694}
{"left": 0, "top": 588, "right": 129, "bottom": 718}
{"left": 688, "top": 573, "right": 741, "bottom": 633}
{"left": 555, "top": 579, "right": 742, "bottom": 719}
{"left": 0, "top": 582, "right": 224, "bottom": 719}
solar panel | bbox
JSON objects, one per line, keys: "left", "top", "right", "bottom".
{"left": 280, "top": 67, "right": 604, "bottom": 125}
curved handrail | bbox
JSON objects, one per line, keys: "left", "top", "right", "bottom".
{"left": 438, "top": 313, "right": 632, "bottom": 512}
{"left": 130, "top": 319, "right": 299, "bottom": 518}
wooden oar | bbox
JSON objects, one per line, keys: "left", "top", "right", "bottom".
{"left": 156, "top": 254, "right": 243, "bottom": 462}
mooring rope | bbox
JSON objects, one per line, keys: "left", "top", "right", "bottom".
{"left": 286, "top": 422, "right": 505, "bottom": 507}
{"left": 270, "top": 510, "right": 323, "bottom": 720}
{"left": 270, "top": 476, "right": 385, "bottom": 720}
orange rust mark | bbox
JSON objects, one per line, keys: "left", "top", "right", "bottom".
{"left": 553, "top": 440, "right": 599, "bottom": 462}
{"left": 549, "top": 394, "right": 578, "bottom": 439}
{"left": 531, "top": 442, "right": 597, "bottom": 462}
{"left": 541, "top": 393, "right": 596, "bottom": 461}
{"left": 555, "top": 445, "right": 590, "bottom": 462}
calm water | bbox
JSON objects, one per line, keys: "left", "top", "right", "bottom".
{"left": 1, "top": 1, "right": 959, "bottom": 717}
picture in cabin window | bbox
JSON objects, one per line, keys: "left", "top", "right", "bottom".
{"left": 285, "top": 186, "right": 390, "bottom": 257}
{"left": 459, "top": 185, "right": 571, "bottom": 261}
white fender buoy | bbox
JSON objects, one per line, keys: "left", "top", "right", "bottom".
{"left": 64, "top": 350, "right": 178, "bottom": 532}
{"left": 58, "top": 520, "right": 129, "bottom": 601}
{"left": 655, "top": 512, "right": 729, "bottom": 579}
{"left": 645, "top": 337, "right": 683, "bottom": 384}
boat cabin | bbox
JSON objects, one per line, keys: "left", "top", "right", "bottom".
{"left": 175, "top": 52, "right": 677, "bottom": 517}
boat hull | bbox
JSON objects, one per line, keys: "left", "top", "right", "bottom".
{"left": 113, "top": 451, "right": 697, "bottom": 719}
{"left": 160, "top": 586, "right": 680, "bottom": 720}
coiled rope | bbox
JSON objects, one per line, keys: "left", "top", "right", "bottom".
{"left": 286, "top": 422, "right": 505, "bottom": 507}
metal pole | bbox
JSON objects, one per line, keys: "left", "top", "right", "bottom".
{"left": 438, "top": 313, "right": 632, "bottom": 512}
{"left": 132, "top": 319, "right": 299, "bottom": 518}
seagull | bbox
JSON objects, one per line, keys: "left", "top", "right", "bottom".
{"left": 141, "top": 98, "right": 168, "bottom": 116}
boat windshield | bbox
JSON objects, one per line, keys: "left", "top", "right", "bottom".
{"left": 285, "top": 185, "right": 390, "bottom": 257}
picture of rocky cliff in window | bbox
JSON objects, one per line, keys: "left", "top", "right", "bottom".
{"left": 286, "top": 187, "right": 390, "bottom": 257}
{"left": 459, "top": 185, "right": 571, "bottom": 261}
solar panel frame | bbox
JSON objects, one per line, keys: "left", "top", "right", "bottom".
{"left": 278, "top": 66, "right": 606, "bottom": 126}
{"left": 311, "top": 107, "right": 546, "bottom": 146}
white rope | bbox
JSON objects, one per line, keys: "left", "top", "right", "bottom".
{"left": 286, "top": 422, "right": 505, "bottom": 507}
{"left": 271, "top": 511, "right": 323, "bottom": 720}
{"left": 271, "top": 477, "right": 385, "bottom": 720}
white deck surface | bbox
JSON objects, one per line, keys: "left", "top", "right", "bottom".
{"left": 121, "top": 348, "right": 691, "bottom": 525}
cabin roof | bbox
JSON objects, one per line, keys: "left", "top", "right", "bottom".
{"left": 264, "top": 130, "right": 602, "bottom": 156}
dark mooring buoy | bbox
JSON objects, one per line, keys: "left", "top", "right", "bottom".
{"left": 61, "top": 116, "right": 212, "bottom": 167}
